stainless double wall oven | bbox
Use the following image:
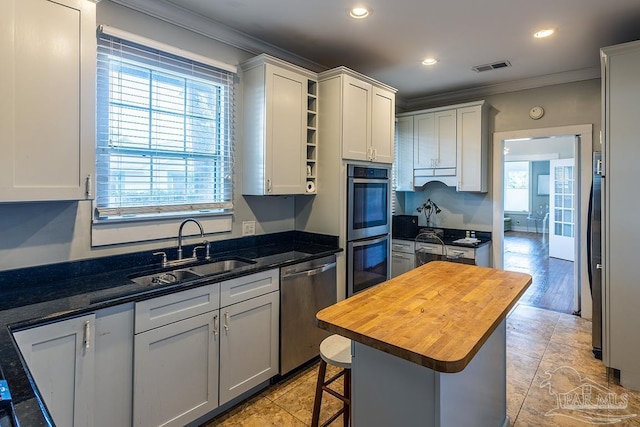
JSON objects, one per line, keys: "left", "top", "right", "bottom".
{"left": 346, "top": 164, "right": 391, "bottom": 297}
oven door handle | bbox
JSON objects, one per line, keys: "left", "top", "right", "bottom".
{"left": 350, "top": 178, "right": 389, "bottom": 184}
{"left": 351, "top": 235, "right": 389, "bottom": 247}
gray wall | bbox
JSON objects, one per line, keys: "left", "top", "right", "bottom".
{"left": 397, "top": 79, "right": 601, "bottom": 231}
{"left": 0, "top": 1, "right": 296, "bottom": 271}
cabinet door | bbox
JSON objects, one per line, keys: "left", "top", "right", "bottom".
{"left": 371, "top": 86, "right": 395, "bottom": 163}
{"left": 434, "top": 110, "right": 457, "bottom": 169}
{"left": 133, "top": 311, "right": 219, "bottom": 427}
{"left": 395, "top": 116, "right": 414, "bottom": 191}
{"left": 94, "top": 304, "right": 134, "bottom": 427}
{"left": 0, "top": 0, "right": 95, "bottom": 202}
{"left": 413, "top": 113, "right": 436, "bottom": 169}
{"left": 391, "top": 251, "right": 415, "bottom": 278}
{"left": 342, "top": 75, "right": 372, "bottom": 161}
{"left": 219, "top": 292, "right": 279, "bottom": 405}
{"left": 456, "top": 105, "right": 487, "bottom": 192}
{"left": 265, "top": 64, "right": 307, "bottom": 194}
{"left": 14, "top": 314, "right": 96, "bottom": 427}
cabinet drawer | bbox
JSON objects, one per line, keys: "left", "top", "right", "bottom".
{"left": 446, "top": 246, "right": 475, "bottom": 260}
{"left": 135, "top": 283, "right": 219, "bottom": 334}
{"left": 220, "top": 269, "right": 279, "bottom": 308}
{"left": 391, "top": 239, "right": 415, "bottom": 254}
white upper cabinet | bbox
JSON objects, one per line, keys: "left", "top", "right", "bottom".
{"left": 242, "top": 54, "right": 317, "bottom": 195}
{"left": 397, "top": 101, "right": 488, "bottom": 192}
{"left": 342, "top": 74, "right": 372, "bottom": 161}
{"left": 414, "top": 110, "right": 457, "bottom": 173}
{"left": 456, "top": 104, "right": 488, "bottom": 192}
{"left": 320, "top": 67, "right": 397, "bottom": 164}
{"left": 395, "top": 116, "right": 414, "bottom": 191}
{"left": 0, "top": 0, "right": 95, "bottom": 202}
{"left": 371, "top": 86, "right": 396, "bottom": 163}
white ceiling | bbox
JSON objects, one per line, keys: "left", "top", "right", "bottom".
{"left": 115, "top": 0, "right": 640, "bottom": 104}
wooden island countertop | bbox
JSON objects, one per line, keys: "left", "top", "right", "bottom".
{"left": 316, "top": 261, "right": 532, "bottom": 373}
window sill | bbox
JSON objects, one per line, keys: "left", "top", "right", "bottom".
{"left": 91, "top": 213, "right": 233, "bottom": 247}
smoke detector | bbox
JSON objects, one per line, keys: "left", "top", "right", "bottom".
{"left": 472, "top": 60, "right": 512, "bottom": 73}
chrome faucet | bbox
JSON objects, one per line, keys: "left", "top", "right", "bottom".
{"left": 177, "top": 218, "right": 204, "bottom": 260}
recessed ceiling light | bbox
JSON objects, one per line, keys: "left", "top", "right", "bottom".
{"left": 349, "top": 6, "right": 370, "bottom": 19}
{"left": 534, "top": 28, "right": 555, "bottom": 38}
{"left": 422, "top": 58, "right": 438, "bottom": 66}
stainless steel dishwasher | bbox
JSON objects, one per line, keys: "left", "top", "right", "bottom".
{"left": 280, "top": 254, "right": 337, "bottom": 375}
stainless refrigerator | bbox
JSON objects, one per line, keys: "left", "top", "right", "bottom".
{"left": 589, "top": 152, "right": 603, "bottom": 359}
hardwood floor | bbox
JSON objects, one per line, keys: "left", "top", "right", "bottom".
{"left": 503, "top": 231, "right": 574, "bottom": 314}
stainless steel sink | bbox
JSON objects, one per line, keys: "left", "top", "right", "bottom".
{"left": 129, "top": 257, "right": 256, "bottom": 286}
{"left": 187, "top": 258, "right": 256, "bottom": 276}
{"left": 130, "top": 269, "right": 203, "bottom": 286}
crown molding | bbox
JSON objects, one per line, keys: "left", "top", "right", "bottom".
{"left": 106, "top": 0, "right": 328, "bottom": 73}
{"left": 401, "top": 66, "right": 601, "bottom": 111}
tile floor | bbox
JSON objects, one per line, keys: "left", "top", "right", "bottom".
{"left": 203, "top": 304, "right": 640, "bottom": 426}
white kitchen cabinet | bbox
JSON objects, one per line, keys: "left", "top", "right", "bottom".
{"left": 132, "top": 269, "right": 279, "bottom": 425}
{"left": 320, "top": 67, "right": 397, "bottom": 164}
{"left": 397, "top": 101, "right": 488, "bottom": 192}
{"left": 133, "top": 283, "right": 220, "bottom": 427}
{"left": 413, "top": 110, "right": 457, "bottom": 172}
{"left": 14, "top": 314, "right": 96, "bottom": 427}
{"left": 14, "top": 305, "right": 135, "bottom": 427}
{"left": 0, "top": 0, "right": 95, "bottom": 202}
{"left": 219, "top": 291, "right": 280, "bottom": 405}
{"left": 395, "top": 116, "right": 414, "bottom": 191}
{"left": 241, "top": 54, "right": 318, "bottom": 195}
{"left": 94, "top": 304, "right": 135, "bottom": 427}
{"left": 133, "top": 311, "right": 220, "bottom": 427}
{"left": 371, "top": 86, "right": 396, "bottom": 163}
{"left": 456, "top": 103, "right": 488, "bottom": 192}
{"left": 391, "top": 239, "right": 415, "bottom": 278}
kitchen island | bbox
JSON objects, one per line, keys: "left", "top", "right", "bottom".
{"left": 316, "top": 261, "right": 531, "bottom": 427}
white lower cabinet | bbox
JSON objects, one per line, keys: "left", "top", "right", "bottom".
{"left": 15, "top": 269, "right": 280, "bottom": 427}
{"left": 133, "top": 269, "right": 279, "bottom": 427}
{"left": 219, "top": 291, "right": 279, "bottom": 405}
{"left": 391, "top": 240, "right": 416, "bottom": 278}
{"left": 13, "top": 304, "right": 134, "bottom": 427}
{"left": 133, "top": 311, "right": 220, "bottom": 427}
{"left": 14, "top": 314, "right": 96, "bottom": 427}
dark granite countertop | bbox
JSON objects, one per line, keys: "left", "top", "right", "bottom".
{"left": 392, "top": 227, "right": 492, "bottom": 248}
{"left": 0, "top": 231, "right": 341, "bottom": 426}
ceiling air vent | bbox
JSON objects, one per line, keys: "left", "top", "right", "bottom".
{"left": 472, "top": 60, "right": 512, "bottom": 73}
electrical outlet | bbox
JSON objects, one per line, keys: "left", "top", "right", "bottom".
{"left": 242, "top": 221, "right": 256, "bottom": 236}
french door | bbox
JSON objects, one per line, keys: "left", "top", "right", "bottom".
{"left": 549, "top": 158, "right": 575, "bottom": 261}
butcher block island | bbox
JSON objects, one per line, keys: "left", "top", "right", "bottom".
{"left": 316, "top": 261, "right": 532, "bottom": 427}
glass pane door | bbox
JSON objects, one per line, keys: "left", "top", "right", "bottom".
{"left": 549, "top": 158, "right": 575, "bottom": 261}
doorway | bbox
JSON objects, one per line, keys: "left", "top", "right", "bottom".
{"left": 493, "top": 125, "right": 593, "bottom": 319}
{"left": 502, "top": 136, "right": 576, "bottom": 313}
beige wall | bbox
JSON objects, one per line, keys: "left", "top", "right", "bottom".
{"left": 399, "top": 79, "right": 601, "bottom": 231}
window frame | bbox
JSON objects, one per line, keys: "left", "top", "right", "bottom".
{"left": 94, "top": 28, "right": 236, "bottom": 223}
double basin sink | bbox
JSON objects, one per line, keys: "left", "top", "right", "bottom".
{"left": 129, "top": 257, "right": 257, "bottom": 287}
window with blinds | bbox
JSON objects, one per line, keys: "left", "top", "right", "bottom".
{"left": 95, "top": 29, "right": 235, "bottom": 220}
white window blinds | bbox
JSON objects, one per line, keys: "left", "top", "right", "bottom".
{"left": 95, "top": 27, "right": 236, "bottom": 220}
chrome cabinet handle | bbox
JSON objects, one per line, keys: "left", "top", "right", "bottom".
{"left": 212, "top": 314, "right": 218, "bottom": 336}
{"left": 83, "top": 320, "right": 91, "bottom": 350}
{"left": 224, "top": 311, "right": 229, "bottom": 331}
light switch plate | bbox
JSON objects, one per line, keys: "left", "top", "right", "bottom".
{"left": 242, "top": 221, "right": 256, "bottom": 236}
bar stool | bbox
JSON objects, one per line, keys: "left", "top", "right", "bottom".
{"left": 311, "top": 334, "right": 352, "bottom": 427}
